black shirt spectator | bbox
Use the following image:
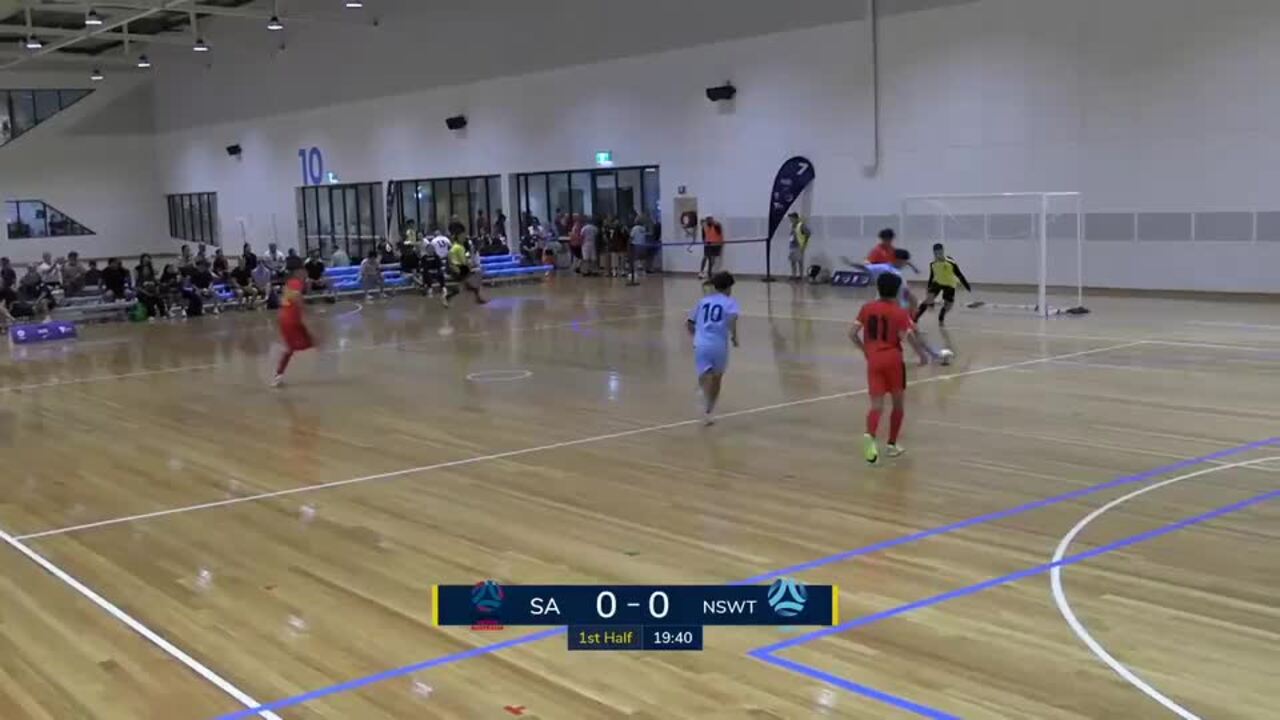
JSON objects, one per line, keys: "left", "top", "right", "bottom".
{"left": 231, "top": 265, "right": 252, "bottom": 288}
{"left": 191, "top": 266, "right": 215, "bottom": 290}
{"left": 0, "top": 257, "right": 17, "bottom": 290}
{"left": 242, "top": 244, "right": 259, "bottom": 272}
{"left": 135, "top": 255, "right": 158, "bottom": 286}
{"left": 304, "top": 257, "right": 326, "bottom": 282}
{"left": 212, "top": 251, "right": 229, "bottom": 278}
{"left": 84, "top": 261, "right": 101, "bottom": 287}
{"left": 101, "top": 260, "right": 131, "bottom": 298}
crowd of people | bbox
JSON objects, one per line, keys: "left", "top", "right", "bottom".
{"left": 521, "top": 209, "right": 660, "bottom": 277}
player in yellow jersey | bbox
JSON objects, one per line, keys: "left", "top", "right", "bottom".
{"left": 914, "top": 243, "right": 971, "bottom": 326}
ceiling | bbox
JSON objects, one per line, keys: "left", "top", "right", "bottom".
{"left": 0, "top": 1, "right": 255, "bottom": 58}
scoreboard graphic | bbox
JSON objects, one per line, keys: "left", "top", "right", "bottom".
{"left": 432, "top": 580, "right": 837, "bottom": 652}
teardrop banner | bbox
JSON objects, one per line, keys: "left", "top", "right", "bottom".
{"left": 764, "top": 156, "right": 815, "bottom": 282}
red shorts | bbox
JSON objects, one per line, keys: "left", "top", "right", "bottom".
{"left": 866, "top": 353, "right": 906, "bottom": 396}
{"left": 280, "top": 321, "right": 314, "bottom": 352}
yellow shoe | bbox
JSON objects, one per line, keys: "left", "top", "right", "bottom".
{"left": 862, "top": 434, "right": 879, "bottom": 464}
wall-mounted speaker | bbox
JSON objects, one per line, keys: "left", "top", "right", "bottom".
{"left": 705, "top": 84, "right": 736, "bottom": 102}
{"left": 225, "top": 144, "right": 242, "bottom": 157}
{"left": 445, "top": 115, "right": 467, "bottom": 131}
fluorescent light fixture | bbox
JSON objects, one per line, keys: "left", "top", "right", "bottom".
{"left": 90, "top": 68, "right": 104, "bottom": 81}
{"left": 25, "top": 36, "right": 42, "bottom": 50}
{"left": 85, "top": 8, "right": 104, "bottom": 26}
{"left": 266, "top": 15, "right": 284, "bottom": 30}
{"left": 193, "top": 37, "right": 210, "bottom": 52}
{"left": 345, "top": 1, "right": 364, "bottom": 7}
{"left": 136, "top": 54, "right": 152, "bottom": 68}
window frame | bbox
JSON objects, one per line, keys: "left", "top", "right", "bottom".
{"left": 165, "top": 192, "right": 218, "bottom": 245}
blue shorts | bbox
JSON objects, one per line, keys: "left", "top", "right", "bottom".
{"left": 695, "top": 344, "right": 729, "bottom": 376}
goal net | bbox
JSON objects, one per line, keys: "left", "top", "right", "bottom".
{"left": 900, "top": 193, "right": 1087, "bottom": 317}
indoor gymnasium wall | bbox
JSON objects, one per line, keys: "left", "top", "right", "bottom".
{"left": 0, "top": 70, "right": 170, "bottom": 265}
{"left": 149, "top": 0, "right": 1280, "bottom": 292}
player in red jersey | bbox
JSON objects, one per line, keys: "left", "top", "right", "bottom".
{"left": 850, "top": 272, "right": 927, "bottom": 463}
{"left": 271, "top": 255, "right": 314, "bottom": 387}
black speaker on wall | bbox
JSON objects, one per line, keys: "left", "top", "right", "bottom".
{"left": 225, "top": 144, "right": 242, "bottom": 157}
{"left": 445, "top": 115, "right": 467, "bottom": 131}
{"left": 705, "top": 84, "right": 736, "bottom": 102}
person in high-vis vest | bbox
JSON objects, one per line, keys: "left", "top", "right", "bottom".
{"left": 787, "top": 212, "right": 811, "bottom": 281}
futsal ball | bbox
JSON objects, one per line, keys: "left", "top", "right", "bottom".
{"left": 938, "top": 348, "right": 955, "bottom": 366}
{"left": 767, "top": 578, "right": 809, "bottom": 618}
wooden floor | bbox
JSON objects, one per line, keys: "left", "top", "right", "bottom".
{"left": 0, "top": 276, "right": 1277, "bottom": 720}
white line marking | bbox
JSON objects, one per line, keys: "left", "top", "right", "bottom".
{"left": 466, "top": 369, "right": 533, "bottom": 382}
{"left": 1050, "top": 456, "right": 1280, "bottom": 720}
{"left": 0, "top": 524, "right": 282, "bottom": 719}
{"left": 17, "top": 341, "right": 1144, "bottom": 540}
{"left": 1185, "top": 320, "right": 1280, "bottom": 330}
{"left": 335, "top": 301, "right": 364, "bottom": 318}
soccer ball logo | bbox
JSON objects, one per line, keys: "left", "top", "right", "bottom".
{"left": 471, "top": 580, "right": 504, "bottom": 614}
{"left": 767, "top": 578, "right": 808, "bottom": 618}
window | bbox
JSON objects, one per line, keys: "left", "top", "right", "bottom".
{"left": 166, "top": 192, "right": 218, "bottom": 244}
{"left": 517, "top": 166, "right": 660, "bottom": 236}
{"left": 387, "top": 175, "right": 503, "bottom": 238}
{"left": 0, "top": 89, "right": 94, "bottom": 147}
{"left": 5, "top": 200, "right": 94, "bottom": 239}
{"left": 296, "top": 182, "right": 384, "bottom": 260}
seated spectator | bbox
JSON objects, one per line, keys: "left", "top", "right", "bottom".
{"left": 37, "top": 252, "right": 62, "bottom": 287}
{"left": 100, "top": 258, "right": 134, "bottom": 301}
{"left": 0, "top": 256, "right": 16, "bottom": 291}
{"left": 330, "top": 243, "right": 350, "bottom": 268}
{"left": 179, "top": 273, "right": 204, "bottom": 317}
{"left": 159, "top": 264, "right": 181, "bottom": 314}
{"left": 61, "top": 251, "right": 88, "bottom": 295}
{"left": 251, "top": 258, "right": 275, "bottom": 308}
{"left": 378, "top": 239, "right": 399, "bottom": 265}
{"left": 84, "top": 259, "right": 102, "bottom": 288}
{"left": 0, "top": 283, "right": 45, "bottom": 323}
{"left": 177, "top": 244, "right": 196, "bottom": 276}
{"left": 136, "top": 275, "right": 166, "bottom": 320}
{"left": 304, "top": 249, "right": 334, "bottom": 300}
{"left": 135, "top": 253, "right": 158, "bottom": 288}
{"left": 229, "top": 259, "right": 261, "bottom": 310}
{"left": 399, "top": 241, "right": 420, "bottom": 275}
{"left": 195, "top": 243, "right": 209, "bottom": 266}
{"left": 189, "top": 259, "right": 222, "bottom": 314}
{"left": 519, "top": 233, "right": 540, "bottom": 265}
{"left": 263, "top": 242, "right": 286, "bottom": 278}
{"left": 360, "top": 249, "right": 386, "bottom": 299}
{"left": 241, "top": 242, "right": 259, "bottom": 272}
{"left": 212, "top": 248, "right": 230, "bottom": 281}
{"left": 20, "top": 264, "right": 56, "bottom": 307}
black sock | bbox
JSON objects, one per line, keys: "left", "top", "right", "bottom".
{"left": 939, "top": 303, "right": 951, "bottom": 323}
{"left": 913, "top": 304, "right": 929, "bottom": 322}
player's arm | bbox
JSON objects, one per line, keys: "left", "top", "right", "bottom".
{"left": 849, "top": 320, "right": 866, "bottom": 355}
{"left": 686, "top": 306, "right": 697, "bottom": 336}
{"left": 729, "top": 313, "right": 739, "bottom": 347}
{"left": 950, "top": 260, "right": 972, "bottom": 292}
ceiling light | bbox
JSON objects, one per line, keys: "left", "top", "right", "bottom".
{"left": 85, "top": 8, "right": 104, "bottom": 26}
{"left": 90, "top": 68, "right": 104, "bottom": 81}
{"left": 137, "top": 54, "right": 152, "bottom": 69}
{"left": 193, "top": 37, "right": 210, "bottom": 52}
{"left": 266, "top": 15, "right": 284, "bottom": 30}
{"left": 25, "top": 36, "right": 42, "bottom": 50}
{"left": 345, "top": 1, "right": 364, "bottom": 8}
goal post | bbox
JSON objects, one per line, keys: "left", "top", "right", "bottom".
{"left": 899, "top": 192, "right": 1087, "bottom": 317}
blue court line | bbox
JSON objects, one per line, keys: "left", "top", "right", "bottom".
{"left": 751, "top": 487, "right": 1280, "bottom": 718}
{"left": 213, "top": 438, "right": 1276, "bottom": 719}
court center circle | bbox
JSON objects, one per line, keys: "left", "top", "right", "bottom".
{"left": 466, "top": 369, "right": 533, "bottom": 383}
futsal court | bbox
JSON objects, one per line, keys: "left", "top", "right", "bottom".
{"left": 0, "top": 275, "right": 1276, "bottom": 720}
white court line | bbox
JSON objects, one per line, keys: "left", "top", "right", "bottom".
{"left": 1050, "top": 457, "right": 1280, "bottom": 720}
{"left": 0, "top": 524, "right": 282, "bottom": 720}
{"left": 1185, "top": 320, "right": 1280, "bottom": 330}
{"left": 16, "top": 340, "right": 1144, "bottom": 540}
{"left": 0, "top": 310, "right": 666, "bottom": 394}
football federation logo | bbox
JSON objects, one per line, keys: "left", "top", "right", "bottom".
{"left": 767, "top": 578, "right": 808, "bottom": 618}
{"left": 471, "top": 580, "right": 504, "bottom": 614}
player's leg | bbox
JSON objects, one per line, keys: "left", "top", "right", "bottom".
{"left": 863, "top": 360, "right": 889, "bottom": 463}
{"left": 914, "top": 287, "right": 940, "bottom": 322}
{"left": 938, "top": 286, "right": 957, "bottom": 325}
{"left": 886, "top": 388, "right": 907, "bottom": 456}
{"left": 272, "top": 349, "right": 294, "bottom": 386}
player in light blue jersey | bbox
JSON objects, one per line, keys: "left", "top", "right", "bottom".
{"left": 849, "top": 249, "right": 942, "bottom": 366}
{"left": 687, "top": 271, "right": 740, "bottom": 425}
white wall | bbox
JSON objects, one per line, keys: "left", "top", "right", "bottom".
{"left": 0, "top": 71, "right": 170, "bottom": 265}
{"left": 149, "top": 0, "right": 1280, "bottom": 292}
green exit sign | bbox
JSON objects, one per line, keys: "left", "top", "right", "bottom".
{"left": 595, "top": 151, "right": 614, "bottom": 167}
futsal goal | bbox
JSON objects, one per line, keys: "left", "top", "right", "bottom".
{"left": 900, "top": 192, "right": 1087, "bottom": 317}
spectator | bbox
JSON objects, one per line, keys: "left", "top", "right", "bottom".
{"left": 212, "top": 248, "right": 230, "bottom": 281}
{"left": 136, "top": 272, "right": 166, "bottom": 320}
{"left": 330, "top": 243, "right": 350, "bottom": 268}
{"left": 630, "top": 217, "right": 648, "bottom": 276}
{"left": 554, "top": 209, "right": 570, "bottom": 237}
{"left": 399, "top": 239, "right": 420, "bottom": 276}
{"left": 159, "top": 264, "right": 181, "bottom": 313}
{"left": 378, "top": 238, "right": 398, "bottom": 264}
{"left": 37, "top": 252, "right": 61, "bottom": 286}
{"left": 178, "top": 273, "right": 204, "bottom": 317}
{"left": 304, "top": 249, "right": 334, "bottom": 300}
{"left": 476, "top": 210, "right": 490, "bottom": 238}
{"left": 403, "top": 219, "right": 420, "bottom": 248}
{"left": 178, "top": 244, "right": 195, "bottom": 276}
{"left": 286, "top": 247, "right": 300, "bottom": 263}
{"left": 360, "top": 249, "right": 386, "bottom": 299}
{"left": 19, "top": 265, "right": 50, "bottom": 304}
{"left": 430, "top": 226, "right": 451, "bottom": 264}
{"left": 263, "top": 242, "right": 286, "bottom": 277}
{"left": 0, "top": 282, "right": 45, "bottom": 323}
{"left": 135, "top": 253, "right": 158, "bottom": 287}
{"left": 580, "top": 217, "right": 599, "bottom": 276}
{"left": 494, "top": 210, "right": 508, "bottom": 240}
{"left": 251, "top": 258, "right": 274, "bottom": 308}
{"left": 0, "top": 256, "right": 16, "bottom": 291}
{"left": 519, "top": 232, "right": 539, "bottom": 265}
{"left": 60, "top": 252, "right": 87, "bottom": 295}
{"left": 241, "top": 242, "right": 259, "bottom": 272}
{"left": 189, "top": 259, "right": 221, "bottom": 314}
{"left": 569, "top": 216, "right": 585, "bottom": 274}
{"left": 195, "top": 243, "right": 208, "bottom": 264}
{"left": 100, "top": 258, "right": 133, "bottom": 301}
{"left": 606, "top": 216, "right": 628, "bottom": 277}
{"left": 84, "top": 259, "right": 101, "bottom": 288}
{"left": 229, "top": 259, "right": 260, "bottom": 310}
